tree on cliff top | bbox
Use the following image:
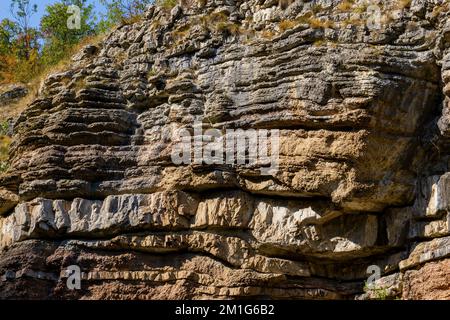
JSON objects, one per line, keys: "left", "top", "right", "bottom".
{"left": 40, "top": 0, "right": 97, "bottom": 66}
{"left": 97, "top": 0, "right": 154, "bottom": 32}
{"left": 0, "top": 0, "right": 40, "bottom": 83}
{"left": 9, "top": 0, "right": 38, "bottom": 60}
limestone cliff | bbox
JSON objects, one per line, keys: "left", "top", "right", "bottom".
{"left": 0, "top": 0, "right": 449, "bottom": 300}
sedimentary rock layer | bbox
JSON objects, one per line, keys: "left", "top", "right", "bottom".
{"left": 1, "top": 0, "right": 450, "bottom": 299}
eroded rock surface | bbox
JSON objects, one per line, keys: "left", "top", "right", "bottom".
{"left": 0, "top": 0, "right": 450, "bottom": 299}
{"left": 0, "top": 84, "right": 28, "bottom": 108}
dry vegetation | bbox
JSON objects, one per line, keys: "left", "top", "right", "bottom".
{"left": 156, "top": 0, "right": 178, "bottom": 10}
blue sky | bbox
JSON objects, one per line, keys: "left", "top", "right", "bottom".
{"left": 0, "top": 0, "right": 107, "bottom": 28}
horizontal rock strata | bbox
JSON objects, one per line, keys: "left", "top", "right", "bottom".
{"left": 1, "top": 0, "right": 450, "bottom": 299}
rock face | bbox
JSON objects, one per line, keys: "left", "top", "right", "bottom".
{"left": 0, "top": 84, "right": 28, "bottom": 108}
{"left": 0, "top": 0, "right": 450, "bottom": 299}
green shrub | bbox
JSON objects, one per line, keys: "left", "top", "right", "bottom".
{"left": 0, "top": 121, "right": 9, "bottom": 136}
{"left": 0, "top": 134, "right": 11, "bottom": 173}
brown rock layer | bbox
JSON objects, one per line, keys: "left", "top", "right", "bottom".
{"left": 1, "top": 0, "right": 450, "bottom": 299}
